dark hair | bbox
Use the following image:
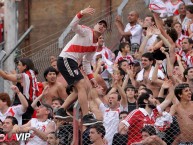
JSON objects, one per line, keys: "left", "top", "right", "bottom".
{"left": 52, "top": 97, "right": 64, "bottom": 105}
{"left": 34, "top": 68, "right": 39, "bottom": 75}
{"left": 184, "top": 67, "right": 193, "bottom": 81}
{"left": 164, "top": 16, "right": 173, "bottom": 28}
{"left": 43, "top": 67, "right": 58, "bottom": 81}
{"left": 137, "top": 93, "right": 150, "bottom": 108}
{"left": 119, "top": 111, "right": 129, "bottom": 118}
{"left": 166, "top": 28, "right": 178, "bottom": 42}
{"left": 141, "top": 125, "right": 156, "bottom": 136}
{"left": 142, "top": 88, "right": 153, "bottom": 96}
{"left": 118, "top": 67, "right": 126, "bottom": 76}
{"left": 183, "top": 37, "right": 193, "bottom": 44}
{"left": 186, "top": 5, "right": 193, "bottom": 14}
{"left": 125, "top": 85, "right": 135, "bottom": 92}
{"left": 19, "top": 58, "right": 34, "bottom": 72}
{"left": 113, "top": 49, "right": 119, "bottom": 58}
{"left": 0, "top": 93, "right": 11, "bottom": 107}
{"left": 174, "top": 83, "right": 189, "bottom": 101}
{"left": 90, "top": 124, "right": 106, "bottom": 138}
{"left": 5, "top": 116, "right": 18, "bottom": 126}
{"left": 145, "top": 15, "right": 155, "bottom": 24}
{"left": 142, "top": 52, "right": 154, "bottom": 61}
{"left": 119, "top": 42, "right": 130, "bottom": 52}
{"left": 118, "top": 59, "right": 128, "bottom": 68}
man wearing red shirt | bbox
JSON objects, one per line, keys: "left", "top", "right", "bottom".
{"left": 118, "top": 80, "right": 174, "bottom": 145}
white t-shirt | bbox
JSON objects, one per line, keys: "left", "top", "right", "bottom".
{"left": 99, "top": 103, "right": 128, "bottom": 145}
{"left": 0, "top": 105, "right": 25, "bottom": 125}
{"left": 124, "top": 23, "right": 142, "bottom": 45}
{"left": 26, "top": 118, "right": 52, "bottom": 145}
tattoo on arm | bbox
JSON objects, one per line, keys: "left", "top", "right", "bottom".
{"left": 16, "top": 74, "right": 22, "bottom": 81}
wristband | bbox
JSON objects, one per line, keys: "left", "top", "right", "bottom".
{"left": 80, "top": 10, "right": 83, "bottom": 15}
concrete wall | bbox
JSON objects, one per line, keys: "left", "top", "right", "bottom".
{"left": 18, "top": 0, "right": 122, "bottom": 54}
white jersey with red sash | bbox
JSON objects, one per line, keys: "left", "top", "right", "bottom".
{"left": 0, "top": 105, "right": 24, "bottom": 125}
{"left": 26, "top": 118, "right": 52, "bottom": 145}
{"left": 99, "top": 103, "right": 128, "bottom": 145}
{"left": 59, "top": 12, "right": 98, "bottom": 80}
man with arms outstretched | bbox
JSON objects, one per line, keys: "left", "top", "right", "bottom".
{"left": 57, "top": 6, "right": 107, "bottom": 125}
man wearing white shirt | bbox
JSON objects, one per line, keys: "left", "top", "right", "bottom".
{"left": 115, "top": 11, "right": 142, "bottom": 45}
{"left": 0, "top": 86, "right": 28, "bottom": 125}
{"left": 176, "top": 3, "right": 191, "bottom": 31}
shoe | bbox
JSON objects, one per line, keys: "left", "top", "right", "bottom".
{"left": 54, "top": 108, "right": 72, "bottom": 120}
{"left": 82, "top": 114, "right": 98, "bottom": 126}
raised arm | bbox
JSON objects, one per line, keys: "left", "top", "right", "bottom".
{"left": 31, "top": 86, "right": 49, "bottom": 109}
{"left": 115, "top": 15, "right": 131, "bottom": 36}
{"left": 117, "top": 82, "right": 127, "bottom": 108}
{"left": 11, "top": 85, "right": 28, "bottom": 113}
{"left": 0, "top": 70, "right": 22, "bottom": 83}
{"left": 159, "top": 80, "right": 174, "bottom": 111}
{"left": 70, "top": 6, "right": 95, "bottom": 35}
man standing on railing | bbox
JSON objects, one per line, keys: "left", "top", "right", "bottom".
{"left": 57, "top": 6, "right": 107, "bottom": 125}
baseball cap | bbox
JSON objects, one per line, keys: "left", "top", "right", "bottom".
{"left": 98, "top": 20, "right": 108, "bottom": 28}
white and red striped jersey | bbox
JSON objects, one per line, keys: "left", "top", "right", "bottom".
{"left": 0, "top": 105, "right": 25, "bottom": 125}
{"left": 165, "top": 0, "right": 183, "bottom": 16}
{"left": 176, "top": 34, "right": 188, "bottom": 48}
{"left": 59, "top": 12, "right": 97, "bottom": 80}
{"left": 177, "top": 49, "right": 193, "bottom": 67}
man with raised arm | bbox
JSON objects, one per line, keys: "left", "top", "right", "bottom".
{"left": 170, "top": 83, "right": 193, "bottom": 144}
{"left": 57, "top": 6, "right": 107, "bottom": 125}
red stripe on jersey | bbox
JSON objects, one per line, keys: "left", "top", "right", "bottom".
{"left": 65, "top": 45, "right": 97, "bottom": 53}
{"left": 9, "top": 108, "right": 15, "bottom": 116}
{"left": 124, "top": 109, "right": 139, "bottom": 121}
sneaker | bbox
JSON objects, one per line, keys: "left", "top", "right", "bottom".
{"left": 54, "top": 108, "right": 72, "bottom": 120}
{"left": 82, "top": 114, "right": 98, "bottom": 126}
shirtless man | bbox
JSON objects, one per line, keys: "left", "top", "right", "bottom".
{"left": 42, "top": 67, "right": 67, "bottom": 105}
{"left": 135, "top": 52, "right": 165, "bottom": 97}
{"left": 50, "top": 57, "right": 68, "bottom": 99}
{"left": 171, "top": 83, "right": 193, "bottom": 144}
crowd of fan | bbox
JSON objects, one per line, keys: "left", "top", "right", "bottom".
{"left": 0, "top": 0, "right": 193, "bottom": 145}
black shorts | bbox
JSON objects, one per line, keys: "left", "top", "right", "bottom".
{"left": 57, "top": 57, "right": 84, "bottom": 86}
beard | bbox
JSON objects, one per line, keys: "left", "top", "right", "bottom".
{"left": 148, "top": 102, "right": 156, "bottom": 109}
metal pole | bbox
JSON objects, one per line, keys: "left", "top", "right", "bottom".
{"left": 2, "top": 25, "right": 34, "bottom": 62}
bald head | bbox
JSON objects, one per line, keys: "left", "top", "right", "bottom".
{"left": 128, "top": 11, "right": 139, "bottom": 24}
